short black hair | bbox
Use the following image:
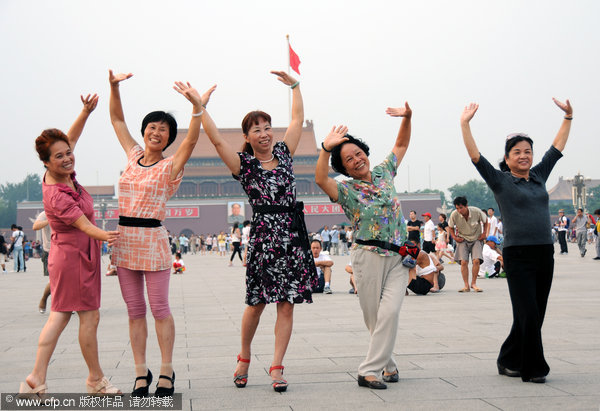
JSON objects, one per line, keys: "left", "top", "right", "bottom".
{"left": 311, "top": 239, "right": 322, "bottom": 248}
{"left": 330, "top": 134, "right": 370, "bottom": 177}
{"left": 499, "top": 134, "right": 534, "bottom": 172}
{"left": 488, "top": 207, "right": 494, "bottom": 212}
{"left": 594, "top": 209, "right": 600, "bottom": 215}
{"left": 141, "top": 111, "right": 178, "bottom": 151}
{"left": 453, "top": 196, "right": 468, "bottom": 207}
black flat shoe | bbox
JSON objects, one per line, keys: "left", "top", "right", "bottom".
{"left": 497, "top": 362, "right": 520, "bottom": 377}
{"left": 132, "top": 369, "right": 152, "bottom": 397}
{"left": 357, "top": 375, "right": 387, "bottom": 389}
{"left": 524, "top": 376, "right": 546, "bottom": 383}
{"left": 382, "top": 369, "right": 399, "bottom": 383}
{"left": 154, "top": 372, "right": 175, "bottom": 397}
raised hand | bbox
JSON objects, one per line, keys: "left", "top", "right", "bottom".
{"left": 80, "top": 93, "right": 99, "bottom": 114}
{"left": 201, "top": 85, "right": 217, "bottom": 107}
{"left": 108, "top": 69, "right": 133, "bottom": 86}
{"left": 461, "top": 103, "right": 479, "bottom": 123}
{"left": 322, "top": 125, "right": 349, "bottom": 152}
{"left": 385, "top": 102, "right": 412, "bottom": 118}
{"left": 173, "top": 81, "right": 202, "bottom": 107}
{"left": 270, "top": 70, "right": 298, "bottom": 87}
{"left": 552, "top": 98, "right": 573, "bottom": 116}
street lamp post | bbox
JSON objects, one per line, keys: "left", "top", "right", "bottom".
{"left": 571, "top": 172, "right": 590, "bottom": 213}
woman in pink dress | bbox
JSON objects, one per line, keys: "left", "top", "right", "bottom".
{"left": 109, "top": 70, "right": 210, "bottom": 397}
{"left": 19, "top": 95, "right": 121, "bottom": 398}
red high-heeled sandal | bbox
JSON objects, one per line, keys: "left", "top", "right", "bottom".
{"left": 269, "top": 365, "right": 288, "bottom": 392}
{"left": 233, "top": 354, "right": 250, "bottom": 388}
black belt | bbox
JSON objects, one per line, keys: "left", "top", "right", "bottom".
{"left": 355, "top": 239, "right": 420, "bottom": 258}
{"left": 252, "top": 202, "right": 310, "bottom": 252}
{"left": 355, "top": 239, "right": 402, "bottom": 253}
{"left": 118, "top": 216, "right": 162, "bottom": 228}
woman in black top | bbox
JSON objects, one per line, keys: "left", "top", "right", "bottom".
{"left": 459, "top": 98, "right": 573, "bottom": 383}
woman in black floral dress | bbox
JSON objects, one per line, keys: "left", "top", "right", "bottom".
{"left": 200, "top": 71, "right": 317, "bottom": 392}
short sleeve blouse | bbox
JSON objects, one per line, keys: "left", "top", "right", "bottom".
{"left": 335, "top": 152, "right": 407, "bottom": 256}
{"left": 113, "top": 145, "right": 183, "bottom": 271}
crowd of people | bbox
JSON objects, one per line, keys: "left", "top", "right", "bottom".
{"left": 6, "top": 64, "right": 599, "bottom": 399}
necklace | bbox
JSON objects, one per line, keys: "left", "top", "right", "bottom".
{"left": 258, "top": 154, "right": 274, "bottom": 163}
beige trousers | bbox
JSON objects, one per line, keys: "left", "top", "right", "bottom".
{"left": 352, "top": 247, "right": 408, "bottom": 377}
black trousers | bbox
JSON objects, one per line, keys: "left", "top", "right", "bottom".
{"left": 230, "top": 242, "right": 243, "bottom": 261}
{"left": 422, "top": 241, "right": 436, "bottom": 253}
{"left": 498, "top": 244, "right": 553, "bottom": 380}
{"left": 557, "top": 231, "right": 568, "bottom": 253}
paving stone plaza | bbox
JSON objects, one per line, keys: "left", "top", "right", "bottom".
{"left": 1, "top": 241, "right": 599, "bottom": 410}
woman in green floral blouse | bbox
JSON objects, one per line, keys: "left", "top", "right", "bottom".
{"left": 315, "top": 103, "right": 412, "bottom": 390}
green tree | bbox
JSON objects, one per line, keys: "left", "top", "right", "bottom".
{"left": 549, "top": 201, "right": 574, "bottom": 216}
{"left": 587, "top": 185, "right": 600, "bottom": 213}
{"left": 448, "top": 179, "right": 498, "bottom": 212}
{"left": 0, "top": 174, "right": 43, "bottom": 227}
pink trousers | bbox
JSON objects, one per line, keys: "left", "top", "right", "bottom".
{"left": 117, "top": 267, "right": 171, "bottom": 320}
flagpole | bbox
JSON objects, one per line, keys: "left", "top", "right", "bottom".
{"left": 286, "top": 34, "right": 291, "bottom": 123}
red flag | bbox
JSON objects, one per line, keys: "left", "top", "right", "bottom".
{"left": 289, "top": 43, "right": 301, "bottom": 75}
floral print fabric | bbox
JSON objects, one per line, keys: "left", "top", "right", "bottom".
{"left": 234, "top": 142, "right": 317, "bottom": 305}
{"left": 336, "top": 152, "right": 407, "bottom": 256}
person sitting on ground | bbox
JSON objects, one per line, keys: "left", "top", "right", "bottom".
{"left": 311, "top": 239, "right": 334, "bottom": 294}
{"left": 407, "top": 250, "right": 446, "bottom": 295}
{"left": 479, "top": 236, "right": 504, "bottom": 278}
{"left": 345, "top": 262, "right": 358, "bottom": 294}
{"left": 172, "top": 252, "right": 185, "bottom": 274}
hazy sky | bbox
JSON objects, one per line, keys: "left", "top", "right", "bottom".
{"left": 1, "top": 0, "right": 599, "bottom": 196}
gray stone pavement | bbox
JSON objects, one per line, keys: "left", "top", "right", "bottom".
{"left": 1, "top": 241, "right": 599, "bottom": 410}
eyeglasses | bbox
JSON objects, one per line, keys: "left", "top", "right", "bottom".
{"left": 506, "top": 132, "right": 530, "bottom": 141}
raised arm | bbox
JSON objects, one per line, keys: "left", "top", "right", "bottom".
{"left": 169, "top": 81, "right": 206, "bottom": 180}
{"left": 315, "top": 125, "right": 349, "bottom": 202}
{"left": 71, "top": 215, "right": 119, "bottom": 247}
{"left": 551, "top": 98, "right": 573, "bottom": 152}
{"left": 199, "top": 86, "right": 242, "bottom": 175}
{"left": 460, "top": 103, "right": 481, "bottom": 163}
{"left": 66, "top": 94, "right": 98, "bottom": 151}
{"left": 108, "top": 69, "right": 137, "bottom": 154}
{"left": 272, "top": 70, "right": 304, "bottom": 156}
{"left": 385, "top": 102, "right": 412, "bottom": 167}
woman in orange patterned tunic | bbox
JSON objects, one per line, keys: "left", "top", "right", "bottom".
{"left": 109, "top": 70, "right": 212, "bottom": 397}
